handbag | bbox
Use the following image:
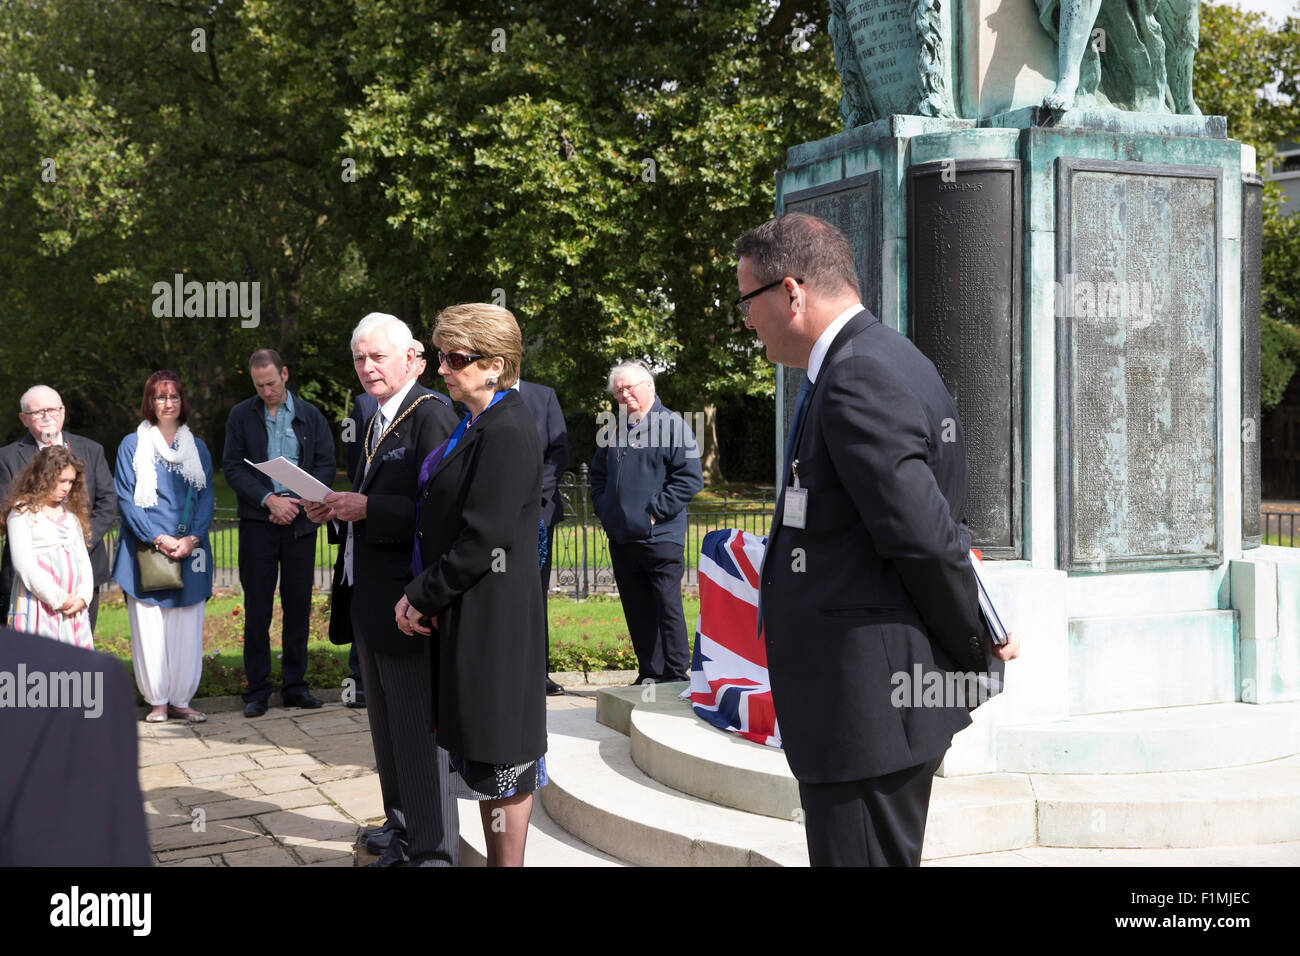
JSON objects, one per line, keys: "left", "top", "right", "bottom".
{"left": 135, "top": 484, "right": 194, "bottom": 592}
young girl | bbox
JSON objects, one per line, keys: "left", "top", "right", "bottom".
{"left": 2, "top": 445, "right": 94, "bottom": 648}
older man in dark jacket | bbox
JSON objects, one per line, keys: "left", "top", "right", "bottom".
{"left": 590, "top": 362, "right": 703, "bottom": 684}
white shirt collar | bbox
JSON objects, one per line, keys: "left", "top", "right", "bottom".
{"left": 806, "top": 303, "right": 863, "bottom": 383}
{"left": 36, "top": 432, "right": 66, "bottom": 449}
{"left": 378, "top": 379, "right": 416, "bottom": 424}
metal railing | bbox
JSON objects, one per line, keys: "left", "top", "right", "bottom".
{"left": 16, "top": 499, "right": 1295, "bottom": 602}
{"left": 1261, "top": 505, "right": 1298, "bottom": 548}
{"left": 550, "top": 465, "right": 775, "bottom": 598}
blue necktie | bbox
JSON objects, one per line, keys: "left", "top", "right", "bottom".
{"left": 782, "top": 378, "right": 812, "bottom": 481}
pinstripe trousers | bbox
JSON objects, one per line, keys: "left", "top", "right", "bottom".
{"left": 354, "top": 632, "right": 459, "bottom": 865}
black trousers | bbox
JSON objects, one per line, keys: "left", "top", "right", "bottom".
{"left": 353, "top": 630, "right": 458, "bottom": 865}
{"left": 239, "top": 518, "right": 317, "bottom": 704}
{"left": 797, "top": 754, "right": 945, "bottom": 866}
{"left": 608, "top": 538, "right": 690, "bottom": 683}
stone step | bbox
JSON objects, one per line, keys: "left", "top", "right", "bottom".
{"left": 999, "top": 701, "right": 1300, "bottom": 774}
{"left": 547, "top": 705, "right": 1037, "bottom": 863}
{"left": 456, "top": 794, "right": 626, "bottom": 867}
{"left": 1032, "top": 755, "right": 1300, "bottom": 848}
{"left": 542, "top": 707, "right": 810, "bottom": 866}
{"left": 627, "top": 695, "right": 1037, "bottom": 857}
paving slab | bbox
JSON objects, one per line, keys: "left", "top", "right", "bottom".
{"left": 318, "top": 775, "right": 384, "bottom": 823}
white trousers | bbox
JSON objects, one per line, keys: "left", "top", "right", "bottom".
{"left": 128, "top": 597, "right": 205, "bottom": 708}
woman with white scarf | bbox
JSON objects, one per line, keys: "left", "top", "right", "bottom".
{"left": 112, "top": 371, "right": 215, "bottom": 723}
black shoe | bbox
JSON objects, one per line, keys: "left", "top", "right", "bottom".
{"left": 244, "top": 698, "right": 269, "bottom": 718}
{"left": 364, "top": 825, "right": 400, "bottom": 855}
{"left": 364, "top": 844, "right": 407, "bottom": 867}
{"left": 345, "top": 688, "right": 366, "bottom": 709}
{"left": 545, "top": 677, "right": 565, "bottom": 697}
{"left": 281, "top": 689, "right": 323, "bottom": 709}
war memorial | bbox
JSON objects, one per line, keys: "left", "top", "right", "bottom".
{"left": 524, "top": 0, "right": 1300, "bottom": 864}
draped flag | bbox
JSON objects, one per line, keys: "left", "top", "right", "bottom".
{"left": 686, "top": 528, "right": 781, "bottom": 748}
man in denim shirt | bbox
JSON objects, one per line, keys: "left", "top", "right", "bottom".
{"left": 591, "top": 361, "right": 703, "bottom": 684}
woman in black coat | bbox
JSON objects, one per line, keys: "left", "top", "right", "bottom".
{"left": 394, "top": 302, "right": 546, "bottom": 867}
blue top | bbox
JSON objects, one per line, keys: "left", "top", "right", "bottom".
{"left": 111, "top": 431, "right": 215, "bottom": 608}
{"left": 261, "top": 390, "right": 299, "bottom": 502}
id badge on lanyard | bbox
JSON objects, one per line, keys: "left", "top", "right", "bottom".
{"left": 783, "top": 458, "right": 808, "bottom": 530}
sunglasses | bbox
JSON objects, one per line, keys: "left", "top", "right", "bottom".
{"left": 437, "top": 350, "right": 486, "bottom": 371}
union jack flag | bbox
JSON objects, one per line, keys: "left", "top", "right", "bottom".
{"left": 686, "top": 529, "right": 781, "bottom": 748}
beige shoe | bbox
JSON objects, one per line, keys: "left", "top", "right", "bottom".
{"left": 168, "top": 705, "right": 207, "bottom": 723}
{"left": 145, "top": 706, "right": 168, "bottom": 723}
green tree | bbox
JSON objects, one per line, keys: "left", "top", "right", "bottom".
{"left": 1198, "top": 1, "right": 1300, "bottom": 412}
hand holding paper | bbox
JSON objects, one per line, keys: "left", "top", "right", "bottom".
{"left": 244, "top": 457, "right": 333, "bottom": 503}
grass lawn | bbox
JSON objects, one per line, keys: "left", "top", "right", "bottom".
{"left": 93, "top": 589, "right": 702, "bottom": 703}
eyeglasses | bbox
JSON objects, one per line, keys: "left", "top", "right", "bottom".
{"left": 612, "top": 382, "right": 649, "bottom": 396}
{"left": 22, "top": 406, "right": 64, "bottom": 420}
{"left": 153, "top": 395, "right": 182, "bottom": 406}
{"left": 437, "top": 350, "right": 485, "bottom": 371}
{"left": 733, "top": 277, "right": 803, "bottom": 317}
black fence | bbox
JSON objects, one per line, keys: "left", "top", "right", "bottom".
{"left": 1262, "top": 505, "right": 1298, "bottom": 548}
{"left": 18, "top": 496, "right": 1297, "bottom": 602}
{"left": 551, "top": 465, "right": 776, "bottom": 598}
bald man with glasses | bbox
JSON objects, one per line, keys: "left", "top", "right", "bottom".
{"left": 0, "top": 385, "right": 117, "bottom": 629}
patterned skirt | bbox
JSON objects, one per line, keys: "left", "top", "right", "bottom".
{"left": 7, "top": 551, "right": 93, "bottom": 650}
{"left": 448, "top": 753, "right": 548, "bottom": 802}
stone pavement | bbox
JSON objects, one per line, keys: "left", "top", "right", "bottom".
{"left": 139, "top": 692, "right": 599, "bottom": 867}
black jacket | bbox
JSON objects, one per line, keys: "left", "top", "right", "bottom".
{"left": 221, "top": 392, "right": 336, "bottom": 538}
{"left": 590, "top": 398, "right": 703, "bottom": 545}
{"left": 404, "top": 390, "right": 546, "bottom": 765}
{"left": 329, "top": 387, "right": 459, "bottom": 656}
{"left": 0, "top": 432, "right": 117, "bottom": 595}
{"left": 760, "top": 309, "right": 990, "bottom": 784}
{"left": 517, "top": 380, "right": 569, "bottom": 527}
{"left": 0, "top": 629, "right": 151, "bottom": 865}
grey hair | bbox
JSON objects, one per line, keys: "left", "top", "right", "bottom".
{"left": 607, "top": 360, "right": 655, "bottom": 396}
{"left": 19, "top": 384, "right": 60, "bottom": 414}
{"left": 350, "top": 312, "right": 415, "bottom": 354}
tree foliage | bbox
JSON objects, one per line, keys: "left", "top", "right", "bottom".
{"left": 0, "top": 0, "right": 838, "bottom": 480}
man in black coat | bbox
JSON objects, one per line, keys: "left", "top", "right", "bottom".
{"left": 0, "top": 385, "right": 117, "bottom": 630}
{"left": 341, "top": 346, "right": 451, "bottom": 711}
{"left": 516, "top": 378, "right": 569, "bottom": 695}
{"left": 590, "top": 363, "right": 703, "bottom": 685}
{"left": 305, "top": 313, "right": 460, "bottom": 867}
{"left": 222, "top": 350, "right": 336, "bottom": 716}
{"left": 0, "top": 627, "right": 151, "bottom": 865}
{"left": 735, "top": 212, "right": 1018, "bottom": 866}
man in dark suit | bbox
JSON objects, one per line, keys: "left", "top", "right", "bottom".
{"left": 735, "top": 213, "right": 1018, "bottom": 866}
{"left": 222, "top": 350, "right": 336, "bottom": 717}
{"left": 341, "top": 344, "right": 451, "bottom": 712}
{"left": 516, "top": 378, "right": 569, "bottom": 695}
{"left": 304, "top": 313, "right": 460, "bottom": 867}
{"left": 0, "top": 385, "right": 117, "bottom": 630}
{"left": 0, "top": 627, "right": 151, "bottom": 865}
